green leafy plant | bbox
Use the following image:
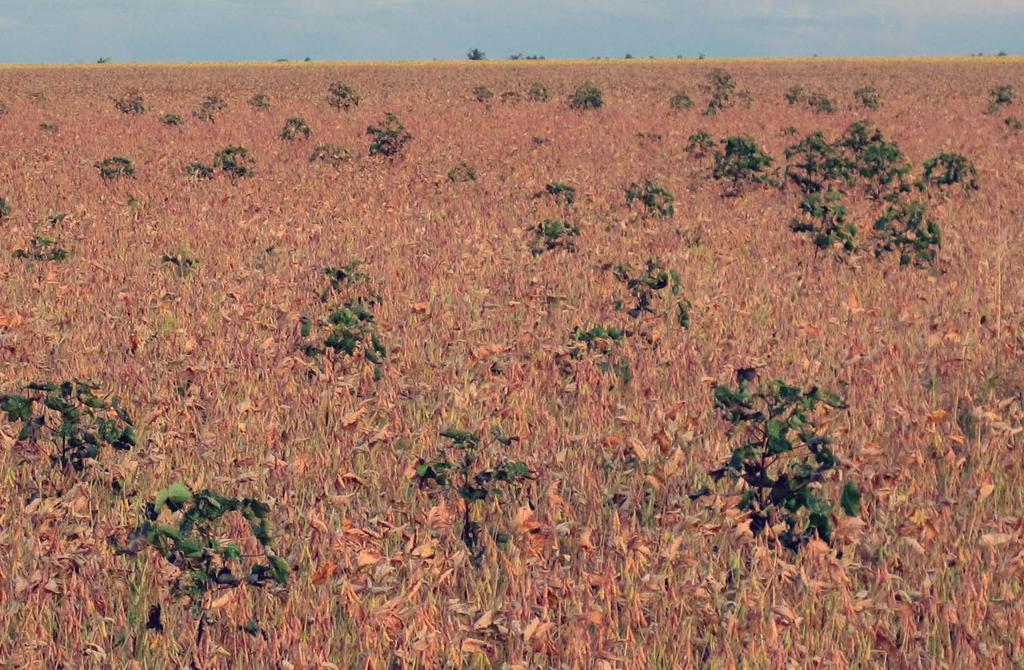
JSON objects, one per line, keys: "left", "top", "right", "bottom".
{"left": 14, "top": 234, "right": 69, "bottom": 261}
{"left": 562, "top": 326, "right": 633, "bottom": 385}
{"left": 213, "top": 146, "right": 254, "bottom": 178}
{"left": 96, "top": 157, "right": 135, "bottom": 179}
{"left": 568, "top": 81, "right": 603, "bottom": 110}
{"left": 472, "top": 85, "right": 494, "bottom": 103}
{"left": 921, "top": 151, "right": 978, "bottom": 191}
{"left": 309, "top": 144, "right": 351, "bottom": 167}
{"left": 160, "top": 112, "right": 182, "bottom": 126}
{"left": 39, "top": 123, "right": 58, "bottom": 133}
{"left": 790, "top": 191, "right": 857, "bottom": 253}
{"left": 114, "top": 88, "right": 145, "bottom": 114}
{"left": 853, "top": 86, "right": 880, "bottom": 110}
{"left": 248, "top": 93, "right": 271, "bottom": 110}
{"left": 806, "top": 92, "right": 836, "bottom": 114}
{"left": 327, "top": 82, "right": 359, "bottom": 110}
{"left": 669, "top": 91, "right": 694, "bottom": 110}
{"left": 0, "top": 380, "right": 136, "bottom": 472}
{"left": 573, "top": 325, "right": 626, "bottom": 348}
{"left": 500, "top": 90, "right": 522, "bottom": 104}
{"left": 162, "top": 246, "right": 199, "bottom": 278}
{"left": 527, "top": 82, "right": 549, "bottom": 102}
{"left": 0, "top": 197, "right": 11, "bottom": 220}
{"left": 840, "top": 121, "right": 911, "bottom": 200}
{"left": 1006, "top": 116, "right": 1022, "bottom": 131}
{"left": 185, "top": 162, "right": 215, "bottom": 180}
{"left": 712, "top": 136, "right": 775, "bottom": 196}
{"left": 194, "top": 94, "right": 226, "bottom": 122}
{"left": 367, "top": 113, "right": 412, "bottom": 157}
{"left": 784, "top": 132, "right": 853, "bottom": 195}
{"left": 447, "top": 163, "right": 477, "bottom": 183}
{"left": 530, "top": 219, "right": 579, "bottom": 255}
{"left": 535, "top": 182, "right": 576, "bottom": 207}
{"left": 128, "top": 482, "right": 289, "bottom": 642}
{"left": 300, "top": 264, "right": 386, "bottom": 377}
{"left": 707, "top": 372, "right": 860, "bottom": 551}
{"left": 702, "top": 68, "right": 737, "bottom": 115}
{"left": 625, "top": 180, "right": 674, "bottom": 218}
{"left": 987, "top": 84, "right": 1015, "bottom": 113}
{"left": 872, "top": 200, "right": 941, "bottom": 267}
{"left": 280, "top": 117, "right": 311, "bottom": 141}
{"left": 414, "top": 428, "right": 533, "bottom": 565}
{"left": 685, "top": 130, "right": 715, "bottom": 159}
{"left": 613, "top": 259, "right": 690, "bottom": 327}
{"left": 784, "top": 85, "right": 805, "bottom": 105}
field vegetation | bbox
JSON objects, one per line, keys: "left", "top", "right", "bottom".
{"left": 0, "top": 57, "right": 1022, "bottom": 668}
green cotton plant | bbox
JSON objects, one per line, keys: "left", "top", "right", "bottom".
{"left": 527, "top": 82, "right": 549, "bottom": 102}
{"left": 612, "top": 259, "right": 691, "bottom": 328}
{"left": 625, "top": 180, "right": 674, "bottom": 218}
{"left": 784, "top": 132, "right": 853, "bottom": 195}
{"left": 161, "top": 246, "right": 199, "bottom": 278}
{"left": 853, "top": 86, "right": 881, "bottom": 110}
{"left": 790, "top": 190, "right": 857, "bottom": 254}
{"left": 96, "top": 157, "right": 135, "bottom": 179}
{"left": 561, "top": 325, "right": 633, "bottom": 385}
{"left": 0, "top": 196, "right": 11, "bottom": 219}
{"left": 279, "top": 117, "right": 311, "bottom": 141}
{"left": 534, "top": 182, "right": 577, "bottom": 207}
{"left": 921, "top": 151, "right": 978, "bottom": 192}
{"left": 872, "top": 200, "right": 941, "bottom": 267}
{"left": 113, "top": 88, "right": 145, "bottom": 114}
{"left": 248, "top": 93, "right": 271, "bottom": 110}
{"left": 839, "top": 121, "right": 911, "bottom": 200}
{"left": 321, "top": 259, "right": 372, "bottom": 295}
{"left": 194, "top": 94, "right": 226, "bottom": 122}
{"left": 702, "top": 68, "right": 737, "bottom": 115}
{"left": 367, "top": 113, "right": 412, "bottom": 157}
{"left": 326, "top": 82, "right": 359, "bottom": 110}
{"left": 300, "top": 264, "right": 387, "bottom": 378}
{"left": 806, "top": 92, "right": 836, "bottom": 114}
{"left": 309, "top": 144, "right": 351, "bottom": 167}
{"left": 784, "top": 85, "right": 805, "bottom": 105}
{"left": 669, "top": 91, "right": 694, "bottom": 110}
{"left": 213, "top": 146, "right": 254, "bottom": 178}
{"left": 414, "top": 428, "right": 533, "bottom": 566}
{"left": 712, "top": 136, "right": 775, "bottom": 196}
{"left": 14, "top": 235, "right": 69, "bottom": 261}
{"left": 568, "top": 81, "right": 603, "bottom": 110}
{"left": 447, "top": 163, "right": 477, "bottom": 183}
{"left": 706, "top": 371, "right": 860, "bottom": 551}
{"left": 128, "top": 482, "right": 289, "bottom": 642}
{"left": 986, "top": 84, "right": 1015, "bottom": 114}
{"left": 160, "top": 112, "right": 183, "bottom": 126}
{"left": 185, "top": 162, "right": 215, "bottom": 180}
{"left": 472, "top": 85, "right": 494, "bottom": 103}
{"left": 685, "top": 130, "right": 715, "bottom": 160}
{"left": 0, "top": 380, "right": 136, "bottom": 472}
{"left": 530, "top": 219, "right": 579, "bottom": 255}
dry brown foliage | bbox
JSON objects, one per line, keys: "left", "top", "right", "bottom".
{"left": 0, "top": 57, "right": 1022, "bottom": 668}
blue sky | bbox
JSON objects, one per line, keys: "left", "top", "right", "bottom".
{"left": 0, "top": 1, "right": 1020, "bottom": 63}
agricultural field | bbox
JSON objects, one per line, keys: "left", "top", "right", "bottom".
{"left": 0, "top": 57, "right": 1022, "bottom": 668}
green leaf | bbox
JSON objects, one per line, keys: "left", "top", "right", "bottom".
{"left": 270, "top": 555, "right": 290, "bottom": 584}
{"left": 155, "top": 482, "right": 192, "bottom": 512}
{"left": 840, "top": 481, "right": 861, "bottom": 516}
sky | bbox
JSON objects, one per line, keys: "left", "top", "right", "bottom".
{"left": 0, "top": 0, "right": 1021, "bottom": 63}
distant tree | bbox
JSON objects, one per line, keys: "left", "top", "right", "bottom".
{"left": 96, "top": 57, "right": 111, "bottom": 64}
{"left": 467, "top": 48, "right": 486, "bottom": 61}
